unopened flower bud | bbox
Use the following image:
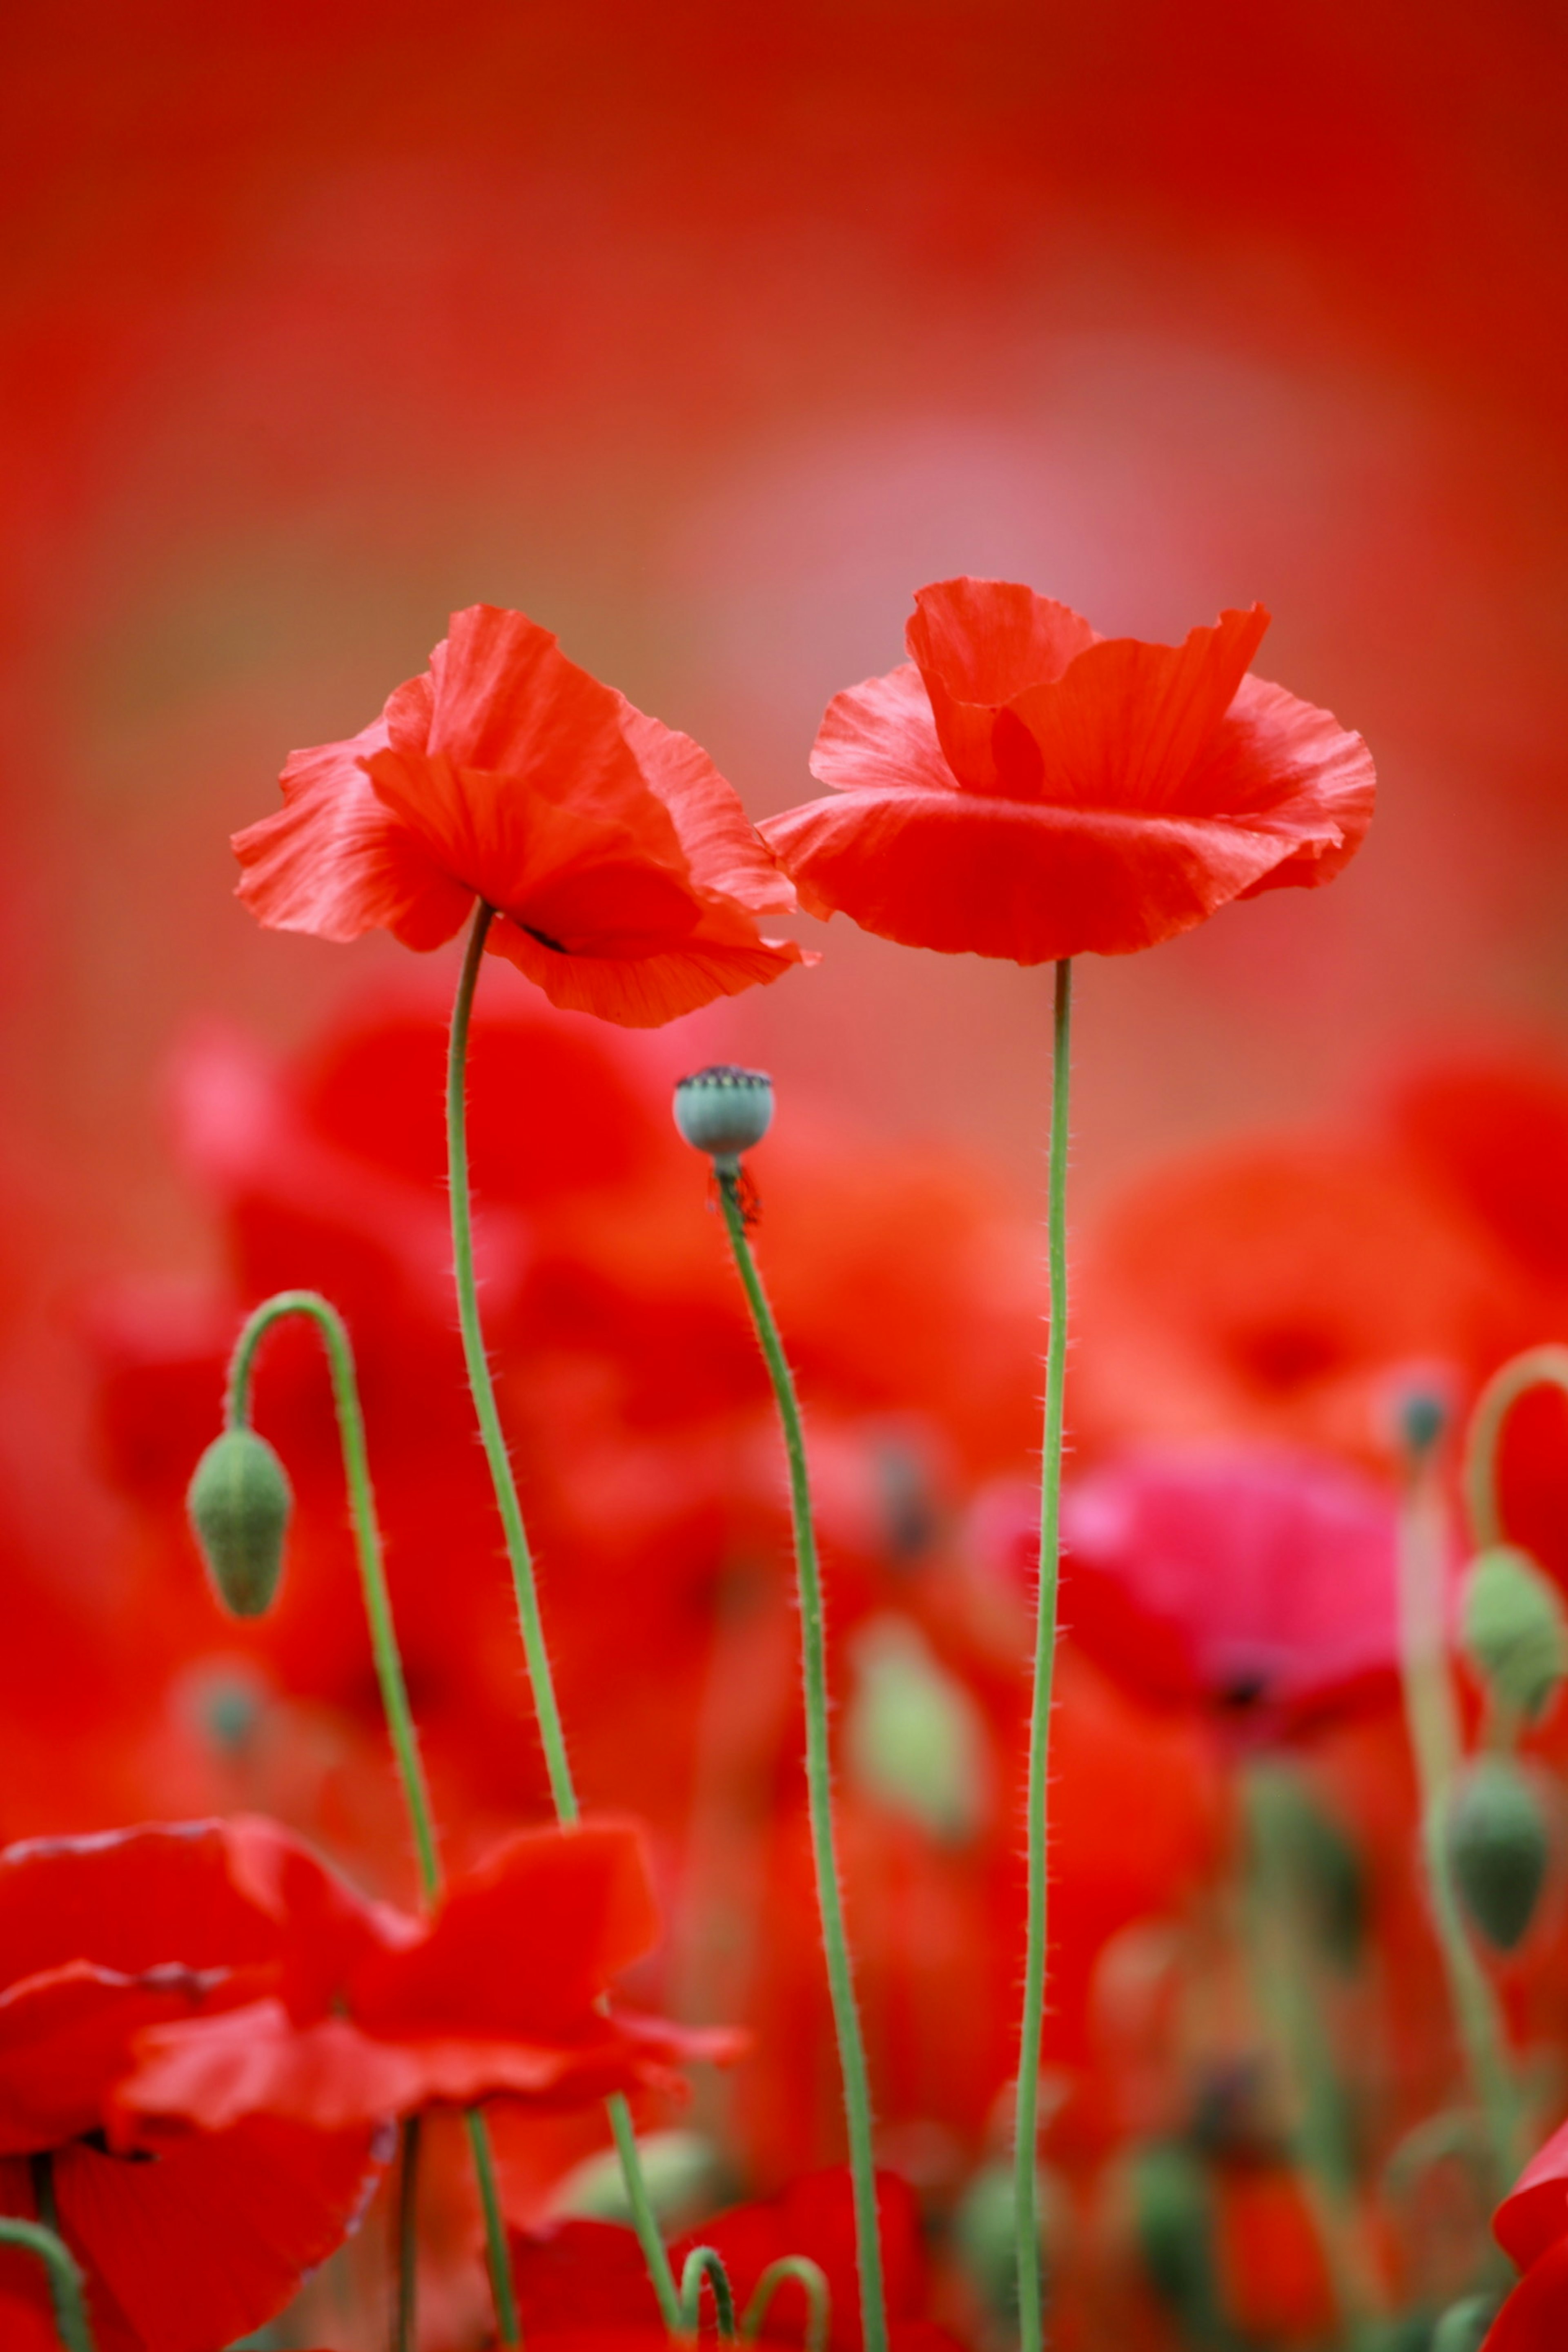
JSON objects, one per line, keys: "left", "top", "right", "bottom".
{"left": 1127, "top": 2143, "right": 1222, "bottom": 2334}
{"left": 673, "top": 1065, "right": 774, "bottom": 1161}
{"left": 1461, "top": 1545, "right": 1568, "bottom": 1724}
{"left": 187, "top": 1428, "right": 292, "bottom": 1618}
{"left": 953, "top": 2161, "right": 1052, "bottom": 2323}
{"left": 552, "top": 2128, "right": 724, "bottom": 2232}
{"left": 1445, "top": 1756, "right": 1551, "bottom": 1953}
{"left": 845, "top": 1615, "right": 989, "bottom": 1845}
{"left": 1432, "top": 2294, "right": 1501, "bottom": 2351}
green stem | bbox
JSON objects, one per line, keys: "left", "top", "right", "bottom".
{"left": 679, "top": 2246, "right": 738, "bottom": 2340}
{"left": 394, "top": 2114, "right": 421, "bottom": 2352}
{"left": 445, "top": 903, "right": 681, "bottom": 2335}
{"left": 715, "top": 1169, "right": 888, "bottom": 2352}
{"left": 227, "top": 1291, "right": 440, "bottom": 1901}
{"left": 742, "top": 2258, "right": 831, "bottom": 2352}
{"left": 1463, "top": 1345, "right": 1568, "bottom": 1551}
{"left": 225, "top": 1291, "right": 519, "bottom": 2343}
{"left": 0, "top": 2214, "right": 96, "bottom": 2352}
{"left": 1016, "top": 956, "right": 1072, "bottom": 2352}
{"left": 1239, "top": 1766, "right": 1380, "bottom": 2348}
{"left": 1396, "top": 1434, "right": 1523, "bottom": 2202}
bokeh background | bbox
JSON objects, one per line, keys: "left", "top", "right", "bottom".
{"left": 7, "top": 0, "right": 1568, "bottom": 1294}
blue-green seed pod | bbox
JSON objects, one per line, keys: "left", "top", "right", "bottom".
{"left": 1445, "top": 1755, "right": 1551, "bottom": 1953}
{"left": 187, "top": 1428, "right": 292, "bottom": 1618}
{"left": 673, "top": 1065, "right": 774, "bottom": 1160}
{"left": 1461, "top": 1544, "right": 1568, "bottom": 1724}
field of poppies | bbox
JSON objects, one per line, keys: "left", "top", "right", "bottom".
{"left": 5, "top": 7, "right": 1568, "bottom": 2352}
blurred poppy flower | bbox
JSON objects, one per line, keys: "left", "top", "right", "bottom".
{"left": 0, "top": 1818, "right": 381, "bottom": 2352}
{"left": 1051, "top": 1447, "right": 1412, "bottom": 1737}
{"left": 510, "top": 2167, "right": 952, "bottom": 2352}
{"left": 760, "top": 578, "right": 1374, "bottom": 962}
{"left": 119, "top": 1813, "right": 727, "bottom": 2133}
{"left": 234, "top": 604, "right": 811, "bottom": 1024}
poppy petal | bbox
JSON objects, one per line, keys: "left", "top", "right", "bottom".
{"left": 906, "top": 579, "right": 1100, "bottom": 790}
{"left": 234, "top": 718, "right": 472, "bottom": 947}
{"left": 1484, "top": 2234, "right": 1568, "bottom": 2350}
{"left": 488, "top": 919, "right": 812, "bottom": 1027}
{"left": 615, "top": 700, "right": 801, "bottom": 918}
{"left": 761, "top": 784, "right": 1334, "bottom": 962}
{"left": 0, "top": 1964, "right": 228, "bottom": 2154}
{"left": 809, "top": 664, "right": 960, "bottom": 801}
{"left": 1496, "top": 2118, "right": 1568, "bottom": 2272}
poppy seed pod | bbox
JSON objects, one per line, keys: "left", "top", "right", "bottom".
{"left": 1461, "top": 1544, "right": 1568, "bottom": 1724}
{"left": 672, "top": 1065, "right": 774, "bottom": 1160}
{"left": 1445, "top": 1756, "right": 1551, "bottom": 1953}
{"left": 187, "top": 1428, "right": 292, "bottom": 1617}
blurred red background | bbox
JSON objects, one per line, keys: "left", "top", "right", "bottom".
{"left": 5, "top": 0, "right": 1567, "bottom": 1292}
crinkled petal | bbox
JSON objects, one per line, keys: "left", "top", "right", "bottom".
{"left": 0, "top": 1822, "right": 282, "bottom": 1987}
{"left": 810, "top": 665, "right": 958, "bottom": 800}
{"left": 761, "top": 785, "right": 1336, "bottom": 962}
{"left": 1202, "top": 672, "right": 1376, "bottom": 888}
{"left": 0, "top": 1963, "right": 229, "bottom": 2154}
{"left": 1496, "top": 2119, "right": 1568, "bottom": 2272}
{"left": 1485, "top": 2235, "right": 1568, "bottom": 2351}
{"left": 234, "top": 716, "right": 472, "bottom": 947}
{"left": 906, "top": 579, "right": 1098, "bottom": 788}
{"left": 1004, "top": 607, "right": 1269, "bottom": 808}
{"left": 489, "top": 917, "right": 813, "bottom": 1028}
{"left": 616, "top": 699, "right": 800, "bottom": 916}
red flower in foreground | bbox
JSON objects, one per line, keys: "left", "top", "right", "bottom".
{"left": 0, "top": 1820, "right": 381, "bottom": 2352}
{"left": 760, "top": 578, "right": 1374, "bottom": 961}
{"left": 118, "top": 1814, "right": 725, "bottom": 2134}
{"left": 234, "top": 604, "right": 811, "bottom": 1025}
{"left": 1485, "top": 2118, "right": 1568, "bottom": 2349}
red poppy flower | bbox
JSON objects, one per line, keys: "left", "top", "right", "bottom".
{"left": 233, "top": 604, "right": 812, "bottom": 1025}
{"left": 759, "top": 578, "right": 1374, "bottom": 961}
{"left": 0, "top": 1819, "right": 381, "bottom": 2352}
{"left": 1053, "top": 1447, "right": 1412, "bottom": 1737}
{"left": 118, "top": 1814, "right": 728, "bottom": 2134}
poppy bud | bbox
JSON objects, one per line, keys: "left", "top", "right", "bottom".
{"left": 952, "top": 2162, "right": 1052, "bottom": 2323}
{"left": 1461, "top": 1544, "right": 1568, "bottom": 1724}
{"left": 672, "top": 1065, "right": 774, "bottom": 1161}
{"left": 1128, "top": 2144, "right": 1224, "bottom": 2336}
{"left": 1445, "top": 1756, "right": 1551, "bottom": 1953}
{"left": 552, "top": 2128, "right": 724, "bottom": 2232}
{"left": 187, "top": 1428, "right": 292, "bottom": 1618}
{"left": 844, "top": 1616, "right": 989, "bottom": 1845}
{"left": 1431, "top": 2294, "right": 1500, "bottom": 2351}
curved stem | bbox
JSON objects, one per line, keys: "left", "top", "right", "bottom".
{"left": 742, "top": 2258, "right": 831, "bottom": 2352}
{"left": 679, "top": 2246, "right": 738, "bottom": 2341}
{"left": 227, "top": 1291, "right": 440, "bottom": 1900}
{"left": 225, "top": 1291, "right": 519, "bottom": 2342}
{"left": 1397, "top": 1435, "right": 1524, "bottom": 2203}
{"left": 1016, "top": 956, "right": 1072, "bottom": 2352}
{"left": 715, "top": 1170, "right": 888, "bottom": 2352}
{"left": 445, "top": 904, "right": 681, "bottom": 2334}
{"left": 1464, "top": 1345, "right": 1568, "bottom": 1552}
{"left": 0, "top": 2215, "right": 96, "bottom": 2352}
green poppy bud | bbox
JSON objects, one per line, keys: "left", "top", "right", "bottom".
{"left": 187, "top": 1428, "right": 292, "bottom": 1618}
{"left": 1461, "top": 1544, "right": 1568, "bottom": 1724}
{"left": 1127, "top": 2143, "right": 1224, "bottom": 2336}
{"left": 673, "top": 1065, "right": 774, "bottom": 1161}
{"left": 1445, "top": 1755, "right": 1551, "bottom": 1953}
{"left": 952, "top": 2161, "right": 1052, "bottom": 2323}
{"left": 1431, "top": 2294, "right": 1501, "bottom": 2352}
{"left": 552, "top": 2129, "right": 726, "bottom": 2232}
{"left": 844, "top": 1615, "right": 989, "bottom": 1845}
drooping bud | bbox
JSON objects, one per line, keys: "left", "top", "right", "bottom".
{"left": 187, "top": 1428, "right": 292, "bottom": 1618}
{"left": 1461, "top": 1544, "right": 1568, "bottom": 1724}
{"left": 1445, "top": 1755, "right": 1552, "bottom": 1953}
{"left": 673, "top": 1065, "right": 774, "bottom": 1162}
{"left": 1127, "top": 2144, "right": 1225, "bottom": 2340}
{"left": 844, "top": 1615, "right": 989, "bottom": 1845}
{"left": 1431, "top": 2294, "right": 1501, "bottom": 2351}
{"left": 550, "top": 2128, "right": 725, "bottom": 2233}
{"left": 952, "top": 2161, "right": 1052, "bottom": 2323}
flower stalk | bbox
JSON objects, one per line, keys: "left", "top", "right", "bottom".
{"left": 1015, "top": 955, "right": 1072, "bottom": 2352}
{"left": 445, "top": 902, "right": 682, "bottom": 2333}
{"left": 219, "top": 1290, "right": 518, "bottom": 2348}
{"left": 711, "top": 1159, "right": 889, "bottom": 2352}
{"left": 0, "top": 2210, "right": 96, "bottom": 2352}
